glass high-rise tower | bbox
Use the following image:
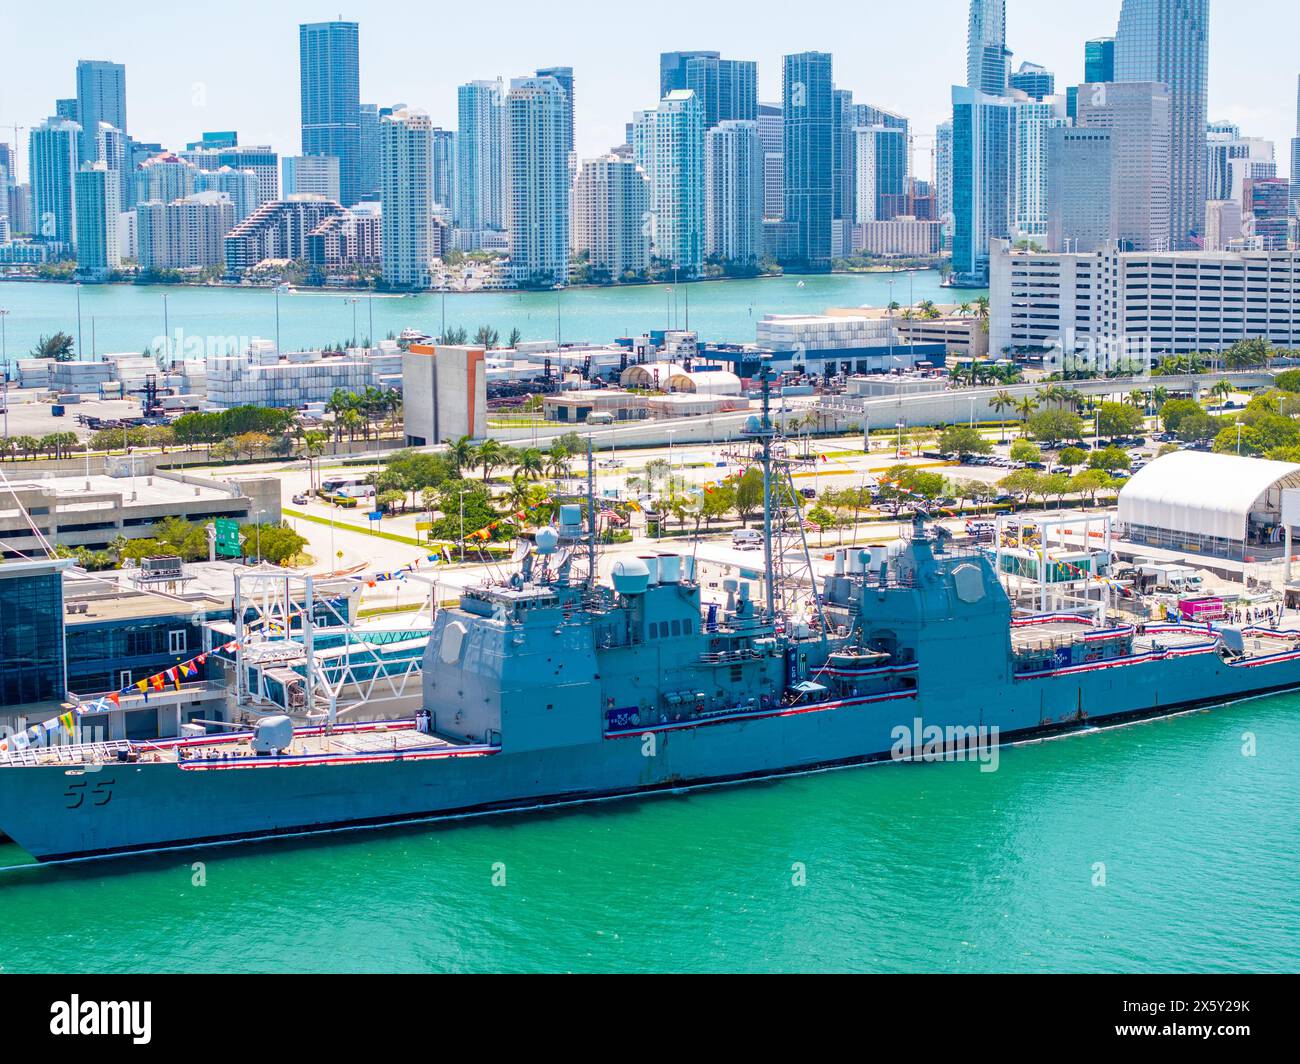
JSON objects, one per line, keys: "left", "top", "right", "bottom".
{"left": 782, "top": 51, "right": 834, "bottom": 270}
{"left": 75, "top": 60, "right": 127, "bottom": 165}
{"left": 967, "top": 1, "right": 1010, "bottom": 96}
{"left": 1085, "top": 37, "right": 1116, "bottom": 83}
{"left": 299, "top": 21, "right": 361, "bottom": 206}
{"left": 1115, "top": 0, "right": 1209, "bottom": 249}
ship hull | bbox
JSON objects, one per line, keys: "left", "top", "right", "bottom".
{"left": 2, "top": 649, "right": 1298, "bottom": 863}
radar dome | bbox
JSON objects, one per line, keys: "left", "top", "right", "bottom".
{"left": 611, "top": 557, "right": 651, "bottom": 596}
{"left": 535, "top": 527, "right": 560, "bottom": 555}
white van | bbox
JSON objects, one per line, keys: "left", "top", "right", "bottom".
{"left": 732, "top": 528, "right": 764, "bottom": 550}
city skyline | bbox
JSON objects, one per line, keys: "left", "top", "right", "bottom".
{"left": 1, "top": 0, "right": 1294, "bottom": 186}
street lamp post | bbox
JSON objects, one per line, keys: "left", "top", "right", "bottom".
{"left": 162, "top": 293, "right": 170, "bottom": 366}
{"left": 0, "top": 308, "right": 8, "bottom": 441}
{"left": 75, "top": 283, "right": 82, "bottom": 358}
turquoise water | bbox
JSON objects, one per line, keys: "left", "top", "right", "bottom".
{"left": 0, "top": 271, "right": 969, "bottom": 360}
{"left": 1, "top": 692, "right": 1296, "bottom": 974}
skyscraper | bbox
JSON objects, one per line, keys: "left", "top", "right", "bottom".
{"left": 782, "top": 51, "right": 834, "bottom": 269}
{"left": 1205, "top": 125, "right": 1274, "bottom": 204}
{"left": 75, "top": 60, "right": 126, "bottom": 164}
{"left": 950, "top": 86, "right": 1015, "bottom": 282}
{"left": 705, "top": 120, "right": 764, "bottom": 265}
{"left": 299, "top": 21, "right": 361, "bottom": 206}
{"left": 1013, "top": 95, "right": 1069, "bottom": 239}
{"left": 1047, "top": 126, "right": 1117, "bottom": 252}
{"left": 571, "top": 155, "right": 650, "bottom": 280}
{"left": 506, "top": 76, "right": 570, "bottom": 287}
{"left": 1115, "top": 0, "right": 1209, "bottom": 248}
{"left": 455, "top": 80, "right": 506, "bottom": 237}
{"left": 684, "top": 56, "right": 758, "bottom": 129}
{"left": 1077, "top": 81, "right": 1172, "bottom": 251}
{"left": 852, "top": 125, "right": 910, "bottom": 223}
{"left": 29, "top": 116, "right": 81, "bottom": 247}
{"left": 430, "top": 128, "right": 456, "bottom": 213}
{"left": 935, "top": 120, "right": 954, "bottom": 230}
{"left": 1085, "top": 37, "right": 1116, "bottom": 84}
{"left": 380, "top": 108, "right": 436, "bottom": 289}
{"left": 830, "top": 89, "right": 857, "bottom": 254}
{"left": 634, "top": 89, "right": 705, "bottom": 275}
{"left": 967, "top": 1, "right": 1009, "bottom": 96}
{"left": 1291, "top": 76, "right": 1300, "bottom": 219}
{"left": 74, "top": 162, "right": 120, "bottom": 277}
{"left": 757, "top": 103, "right": 784, "bottom": 219}
{"left": 281, "top": 156, "right": 342, "bottom": 202}
{"left": 94, "top": 123, "right": 129, "bottom": 209}
{"left": 358, "top": 104, "right": 381, "bottom": 201}
{"left": 660, "top": 51, "right": 720, "bottom": 97}
{"left": 535, "top": 67, "right": 575, "bottom": 160}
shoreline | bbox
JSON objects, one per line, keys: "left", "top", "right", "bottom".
{"left": 0, "top": 262, "right": 948, "bottom": 297}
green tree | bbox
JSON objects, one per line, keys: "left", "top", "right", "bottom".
{"left": 1058, "top": 446, "right": 1086, "bottom": 468}
{"left": 1089, "top": 447, "right": 1132, "bottom": 473}
{"left": 938, "top": 425, "right": 992, "bottom": 457}
{"left": 32, "top": 332, "right": 76, "bottom": 361}
{"left": 1068, "top": 469, "right": 1112, "bottom": 505}
{"left": 1009, "top": 439, "right": 1042, "bottom": 464}
{"left": 1096, "top": 401, "right": 1144, "bottom": 439}
{"left": 1025, "top": 409, "right": 1084, "bottom": 448}
{"left": 732, "top": 468, "right": 765, "bottom": 526}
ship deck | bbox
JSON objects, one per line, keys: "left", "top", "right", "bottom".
{"left": 0, "top": 720, "right": 470, "bottom": 769}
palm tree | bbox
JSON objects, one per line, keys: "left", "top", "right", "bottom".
{"left": 991, "top": 390, "right": 1016, "bottom": 442}
{"left": 444, "top": 435, "right": 476, "bottom": 477}
{"left": 957, "top": 302, "right": 972, "bottom": 318}
{"left": 474, "top": 438, "right": 507, "bottom": 482}
{"left": 515, "top": 446, "right": 545, "bottom": 480}
{"left": 1015, "top": 396, "right": 1038, "bottom": 428}
{"left": 544, "top": 442, "right": 571, "bottom": 480}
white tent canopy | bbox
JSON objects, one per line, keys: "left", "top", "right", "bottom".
{"left": 1118, "top": 452, "right": 1300, "bottom": 542}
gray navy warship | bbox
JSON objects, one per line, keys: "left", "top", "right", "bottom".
{"left": 3, "top": 372, "right": 1300, "bottom": 863}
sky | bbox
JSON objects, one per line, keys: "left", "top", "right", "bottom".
{"left": 0, "top": 0, "right": 1296, "bottom": 185}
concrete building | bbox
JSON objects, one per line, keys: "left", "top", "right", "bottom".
{"left": 1204, "top": 199, "right": 1244, "bottom": 251}
{"left": 194, "top": 166, "right": 259, "bottom": 224}
{"left": 402, "top": 344, "right": 488, "bottom": 444}
{"left": 1245, "top": 177, "right": 1290, "bottom": 252}
{"left": 704, "top": 120, "right": 764, "bottom": 265}
{"left": 135, "top": 154, "right": 199, "bottom": 206}
{"left": 299, "top": 20, "right": 361, "bottom": 206}
{"left": 851, "top": 216, "right": 942, "bottom": 257}
{"left": 634, "top": 89, "right": 705, "bottom": 275}
{"left": 0, "top": 466, "right": 279, "bottom": 558}
{"left": 137, "top": 192, "right": 234, "bottom": 271}
{"left": 1206, "top": 124, "right": 1275, "bottom": 203}
{"left": 1292, "top": 75, "right": 1300, "bottom": 219}
{"left": 380, "top": 109, "right": 436, "bottom": 289}
{"left": 73, "top": 163, "right": 120, "bottom": 278}
{"left": 307, "top": 206, "right": 382, "bottom": 272}
{"left": 757, "top": 102, "right": 783, "bottom": 220}
{"left": 506, "top": 76, "right": 571, "bottom": 287}
{"left": 1077, "top": 81, "right": 1172, "bottom": 252}
{"left": 990, "top": 239, "right": 1300, "bottom": 364}
{"left": 185, "top": 145, "right": 279, "bottom": 206}
{"left": 852, "top": 124, "right": 909, "bottom": 224}
{"left": 571, "top": 154, "right": 650, "bottom": 280}
{"left": 1115, "top": 0, "right": 1209, "bottom": 249}
{"left": 1046, "top": 126, "right": 1116, "bottom": 253}
{"left": 782, "top": 51, "right": 834, "bottom": 269}
{"left": 223, "top": 197, "right": 348, "bottom": 276}
{"left": 281, "top": 155, "right": 341, "bottom": 203}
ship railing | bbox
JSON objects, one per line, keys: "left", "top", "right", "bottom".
{"left": 699, "top": 649, "right": 763, "bottom": 665}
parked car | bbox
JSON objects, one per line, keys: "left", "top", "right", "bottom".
{"left": 291, "top": 493, "right": 309, "bottom": 505}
